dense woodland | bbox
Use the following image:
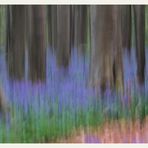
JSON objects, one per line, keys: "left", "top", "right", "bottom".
{"left": 0, "top": 5, "right": 147, "bottom": 92}
{"left": 0, "top": 5, "right": 148, "bottom": 143}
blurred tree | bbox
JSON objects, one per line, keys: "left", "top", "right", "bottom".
{"left": 134, "top": 5, "right": 145, "bottom": 85}
{"left": 6, "top": 5, "right": 11, "bottom": 63}
{"left": 73, "top": 5, "right": 88, "bottom": 55}
{"left": 0, "top": 86, "right": 10, "bottom": 119}
{"left": 6, "top": 5, "right": 26, "bottom": 80}
{"left": 25, "top": 5, "right": 31, "bottom": 55}
{"left": 56, "top": 5, "right": 71, "bottom": 68}
{"left": 51, "top": 5, "right": 57, "bottom": 52}
{"left": 121, "top": 5, "right": 131, "bottom": 55}
{"left": 28, "top": 5, "right": 46, "bottom": 82}
{"left": 47, "top": 5, "right": 52, "bottom": 49}
{"left": 70, "top": 5, "right": 75, "bottom": 49}
{"left": 47, "top": 5, "right": 58, "bottom": 51}
{"left": 113, "top": 6, "right": 124, "bottom": 93}
{"left": 0, "top": 6, "right": 6, "bottom": 48}
{"left": 121, "top": 5, "right": 145, "bottom": 86}
{"left": 146, "top": 6, "right": 148, "bottom": 46}
{"left": 89, "top": 6, "right": 124, "bottom": 94}
{"left": 3, "top": 5, "right": 147, "bottom": 87}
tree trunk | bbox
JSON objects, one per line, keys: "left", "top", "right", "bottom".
{"left": 113, "top": 6, "right": 124, "bottom": 93}
{"left": 0, "top": 86, "right": 10, "bottom": 118}
{"left": 56, "top": 5, "right": 70, "bottom": 68}
{"left": 70, "top": 5, "right": 75, "bottom": 49}
{"left": 89, "top": 6, "right": 114, "bottom": 92}
{"left": 73, "top": 6, "right": 88, "bottom": 55}
{"left": 47, "top": 5, "right": 52, "bottom": 49}
{"left": 121, "top": 5, "right": 131, "bottom": 55}
{"left": 6, "top": 5, "right": 11, "bottom": 69}
{"left": 134, "top": 5, "right": 145, "bottom": 85}
{"left": 29, "top": 6, "right": 46, "bottom": 82}
{"left": 6, "top": 5, "right": 26, "bottom": 80}
{"left": 51, "top": 5, "right": 57, "bottom": 52}
{"left": 89, "top": 6, "right": 124, "bottom": 94}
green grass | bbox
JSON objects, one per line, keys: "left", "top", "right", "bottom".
{"left": 0, "top": 94, "right": 148, "bottom": 143}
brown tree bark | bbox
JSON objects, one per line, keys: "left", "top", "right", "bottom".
{"left": 51, "top": 5, "right": 57, "bottom": 52}
{"left": 6, "top": 5, "right": 26, "bottom": 80}
{"left": 74, "top": 6, "right": 88, "bottom": 55}
{"left": 89, "top": 6, "right": 124, "bottom": 94}
{"left": 0, "top": 86, "right": 10, "bottom": 118}
{"left": 29, "top": 6, "right": 46, "bottom": 82}
{"left": 70, "top": 5, "right": 75, "bottom": 49}
{"left": 6, "top": 5, "right": 11, "bottom": 68}
{"left": 24, "top": 6, "right": 30, "bottom": 50}
{"left": 56, "top": 5, "right": 70, "bottom": 68}
{"left": 121, "top": 5, "right": 131, "bottom": 55}
{"left": 47, "top": 5, "right": 52, "bottom": 49}
{"left": 113, "top": 6, "right": 124, "bottom": 93}
{"left": 89, "top": 6, "right": 114, "bottom": 92}
{"left": 134, "top": 5, "right": 145, "bottom": 86}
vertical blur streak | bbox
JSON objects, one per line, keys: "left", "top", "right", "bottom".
{"left": 51, "top": 5, "right": 57, "bottom": 53}
{"left": 89, "top": 6, "right": 115, "bottom": 93}
{"left": 121, "top": 5, "right": 131, "bottom": 56}
{"left": 0, "top": 5, "right": 148, "bottom": 143}
{"left": 28, "top": 5, "right": 46, "bottom": 83}
{"left": 134, "top": 5, "right": 145, "bottom": 86}
{"left": 6, "top": 5, "right": 26, "bottom": 80}
{"left": 56, "top": 5, "right": 70, "bottom": 69}
{"left": 73, "top": 5, "right": 88, "bottom": 55}
{"left": 47, "top": 5, "right": 52, "bottom": 49}
{"left": 0, "top": 6, "right": 6, "bottom": 49}
{"left": 113, "top": 6, "right": 124, "bottom": 94}
{"left": 6, "top": 5, "right": 10, "bottom": 66}
{"left": 70, "top": 5, "right": 74, "bottom": 49}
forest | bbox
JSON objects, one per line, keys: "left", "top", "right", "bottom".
{"left": 0, "top": 5, "right": 148, "bottom": 143}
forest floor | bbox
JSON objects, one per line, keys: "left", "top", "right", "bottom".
{"left": 1, "top": 49, "right": 148, "bottom": 143}
{"left": 56, "top": 117, "right": 148, "bottom": 143}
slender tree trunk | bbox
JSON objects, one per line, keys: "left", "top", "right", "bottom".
{"left": 6, "top": 5, "right": 11, "bottom": 68}
{"left": 78, "top": 5, "right": 88, "bottom": 54}
{"left": 6, "top": 5, "right": 26, "bottom": 80}
{"left": 73, "top": 6, "right": 88, "bottom": 55}
{"left": 89, "top": 6, "right": 124, "bottom": 94}
{"left": 47, "top": 5, "right": 52, "bottom": 49}
{"left": 134, "top": 5, "right": 145, "bottom": 85}
{"left": 51, "top": 5, "right": 57, "bottom": 52}
{"left": 89, "top": 6, "right": 114, "bottom": 92}
{"left": 56, "top": 5, "right": 70, "bottom": 68}
{"left": 0, "top": 86, "right": 10, "bottom": 118}
{"left": 70, "top": 5, "right": 75, "bottom": 49}
{"left": 25, "top": 6, "right": 31, "bottom": 51}
{"left": 29, "top": 6, "right": 46, "bottom": 82}
{"left": 113, "top": 6, "right": 124, "bottom": 93}
{"left": 74, "top": 6, "right": 79, "bottom": 50}
{"left": 121, "top": 5, "right": 131, "bottom": 55}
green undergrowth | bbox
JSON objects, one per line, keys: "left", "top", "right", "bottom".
{"left": 0, "top": 95, "right": 148, "bottom": 143}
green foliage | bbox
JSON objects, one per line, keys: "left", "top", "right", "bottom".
{"left": 0, "top": 94, "right": 148, "bottom": 142}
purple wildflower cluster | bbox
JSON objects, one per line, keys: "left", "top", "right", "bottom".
{"left": 0, "top": 48, "right": 148, "bottom": 116}
{"left": 0, "top": 47, "right": 148, "bottom": 142}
